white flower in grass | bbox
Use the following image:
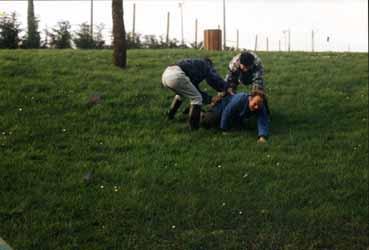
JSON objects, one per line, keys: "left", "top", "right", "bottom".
{"left": 243, "top": 173, "right": 248, "bottom": 178}
{"left": 239, "top": 211, "right": 243, "bottom": 215}
{"left": 18, "top": 108, "right": 23, "bottom": 112}
{"left": 217, "top": 165, "right": 222, "bottom": 169}
{"left": 100, "top": 185, "right": 104, "bottom": 189}
{"left": 276, "top": 162, "right": 280, "bottom": 166}
{"left": 62, "top": 128, "right": 67, "bottom": 133}
{"left": 222, "top": 202, "right": 226, "bottom": 207}
{"left": 99, "top": 142, "right": 103, "bottom": 145}
{"left": 171, "top": 225, "right": 176, "bottom": 229}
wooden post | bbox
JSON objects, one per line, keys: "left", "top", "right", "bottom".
{"left": 166, "top": 12, "right": 170, "bottom": 45}
{"left": 236, "top": 29, "right": 239, "bottom": 50}
{"left": 179, "top": 3, "right": 184, "bottom": 45}
{"left": 44, "top": 25, "right": 48, "bottom": 46}
{"left": 195, "top": 19, "right": 198, "bottom": 48}
{"left": 90, "top": 0, "right": 93, "bottom": 36}
{"left": 204, "top": 29, "right": 222, "bottom": 51}
{"left": 312, "top": 30, "right": 314, "bottom": 52}
{"left": 254, "top": 34, "right": 258, "bottom": 51}
{"left": 132, "top": 3, "right": 136, "bottom": 35}
{"left": 223, "top": 0, "right": 226, "bottom": 50}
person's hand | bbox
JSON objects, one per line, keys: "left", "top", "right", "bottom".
{"left": 210, "top": 95, "right": 223, "bottom": 107}
{"left": 257, "top": 136, "right": 267, "bottom": 144}
{"left": 227, "top": 87, "right": 235, "bottom": 96}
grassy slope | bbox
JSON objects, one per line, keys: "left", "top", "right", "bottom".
{"left": 0, "top": 49, "right": 368, "bottom": 250}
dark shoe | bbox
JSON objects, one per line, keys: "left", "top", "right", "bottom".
{"left": 167, "top": 97, "right": 182, "bottom": 120}
{"left": 189, "top": 104, "right": 201, "bottom": 130}
{"left": 182, "top": 106, "right": 190, "bottom": 115}
{"left": 201, "top": 110, "right": 220, "bottom": 129}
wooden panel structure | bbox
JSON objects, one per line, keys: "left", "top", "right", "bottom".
{"left": 204, "top": 29, "right": 222, "bottom": 51}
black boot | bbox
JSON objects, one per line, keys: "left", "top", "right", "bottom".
{"left": 189, "top": 104, "right": 201, "bottom": 130}
{"left": 167, "top": 97, "right": 182, "bottom": 120}
{"left": 182, "top": 106, "right": 190, "bottom": 115}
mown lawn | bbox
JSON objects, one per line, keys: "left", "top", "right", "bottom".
{"left": 0, "top": 49, "right": 368, "bottom": 250}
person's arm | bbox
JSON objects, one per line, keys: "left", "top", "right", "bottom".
{"left": 257, "top": 105, "right": 269, "bottom": 138}
{"left": 205, "top": 67, "right": 229, "bottom": 92}
{"left": 220, "top": 94, "right": 245, "bottom": 131}
{"left": 226, "top": 54, "right": 242, "bottom": 91}
{"left": 251, "top": 65, "right": 265, "bottom": 91}
{"left": 199, "top": 90, "right": 212, "bottom": 105}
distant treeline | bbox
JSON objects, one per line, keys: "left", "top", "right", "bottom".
{"left": 0, "top": 12, "right": 202, "bottom": 50}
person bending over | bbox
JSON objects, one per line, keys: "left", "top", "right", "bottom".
{"left": 226, "top": 51, "right": 265, "bottom": 92}
{"left": 162, "top": 58, "right": 230, "bottom": 130}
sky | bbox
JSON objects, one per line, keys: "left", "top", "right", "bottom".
{"left": 0, "top": 0, "right": 368, "bottom": 52}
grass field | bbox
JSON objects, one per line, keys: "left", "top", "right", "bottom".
{"left": 0, "top": 49, "right": 368, "bottom": 250}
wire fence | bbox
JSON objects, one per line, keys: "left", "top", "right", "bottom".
{"left": 1, "top": 0, "right": 367, "bottom": 52}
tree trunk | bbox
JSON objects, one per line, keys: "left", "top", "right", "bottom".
{"left": 27, "top": 0, "right": 40, "bottom": 48}
{"left": 112, "top": 0, "right": 127, "bottom": 68}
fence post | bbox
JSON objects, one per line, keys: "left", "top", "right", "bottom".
{"left": 195, "top": 19, "right": 198, "bottom": 48}
{"left": 90, "top": 0, "right": 94, "bottom": 36}
{"left": 254, "top": 34, "right": 258, "bottom": 51}
{"left": 132, "top": 3, "right": 136, "bottom": 35}
{"left": 166, "top": 12, "right": 170, "bottom": 45}
{"left": 312, "top": 30, "right": 315, "bottom": 52}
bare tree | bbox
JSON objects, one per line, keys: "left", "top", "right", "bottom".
{"left": 112, "top": 0, "right": 127, "bottom": 68}
{"left": 25, "top": 0, "right": 40, "bottom": 48}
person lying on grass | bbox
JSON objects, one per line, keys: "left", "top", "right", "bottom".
{"left": 201, "top": 90, "right": 269, "bottom": 143}
{"left": 225, "top": 50, "right": 270, "bottom": 115}
{"left": 162, "top": 58, "right": 233, "bottom": 130}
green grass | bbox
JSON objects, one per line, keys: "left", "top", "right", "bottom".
{"left": 0, "top": 49, "right": 368, "bottom": 250}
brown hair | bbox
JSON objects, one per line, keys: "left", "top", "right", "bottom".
{"left": 251, "top": 89, "right": 266, "bottom": 101}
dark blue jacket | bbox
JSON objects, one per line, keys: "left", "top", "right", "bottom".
{"left": 176, "top": 59, "right": 228, "bottom": 93}
{"left": 212, "top": 93, "right": 269, "bottom": 137}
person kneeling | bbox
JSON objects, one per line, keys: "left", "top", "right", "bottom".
{"left": 202, "top": 90, "right": 269, "bottom": 143}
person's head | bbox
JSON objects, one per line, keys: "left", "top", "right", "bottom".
{"left": 239, "top": 52, "right": 255, "bottom": 72}
{"left": 248, "top": 89, "right": 265, "bottom": 112}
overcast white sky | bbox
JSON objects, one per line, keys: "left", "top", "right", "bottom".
{"left": 0, "top": 0, "right": 368, "bottom": 52}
